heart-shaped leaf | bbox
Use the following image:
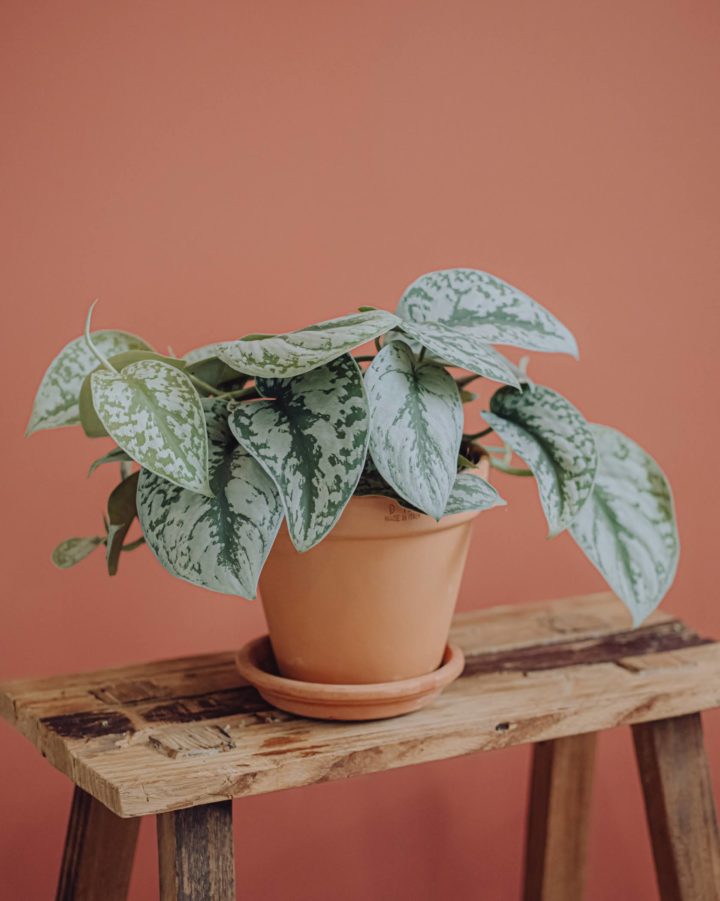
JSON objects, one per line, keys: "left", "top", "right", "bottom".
{"left": 365, "top": 341, "right": 463, "bottom": 519}
{"left": 91, "top": 359, "right": 211, "bottom": 495}
{"left": 218, "top": 309, "right": 400, "bottom": 378}
{"left": 399, "top": 320, "right": 520, "bottom": 387}
{"left": 88, "top": 447, "right": 132, "bottom": 477}
{"left": 182, "top": 343, "right": 226, "bottom": 364}
{"left": 52, "top": 536, "right": 104, "bottom": 569}
{"left": 137, "top": 401, "right": 283, "bottom": 598}
{"left": 79, "top": 351, "right": 188, "bottom": 438}
{"left": 27, "top": 331, "right": 152, "bottom": 435}
{"left": 229, "top": 355, "right": 369, "bottom": 551}
{"left": 443, "top": 471, "right": 506, "bottom": 516}
{"left": 106, "top": 471, "right": 140, "bottom": 575}
{"left": 483, "top": 385, "right": 597, "bottom": 535}
{"left": 570, "top": 425, "right": 679, "bottom": 625}
{"left": 397, "top": 269, "right": 578, "bottom": 357}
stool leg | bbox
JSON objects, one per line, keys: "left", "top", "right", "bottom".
{"left": 56, "top": 787, "right": 139, "bottom": 901}
{"left": 157, "top": 800, "right": 235, "bottom": 900}
{"left": 523, "top": 732, "right": 597, "bottom": 901}
{"left": 633, "top": 713, "right": 720, "bottom": 901}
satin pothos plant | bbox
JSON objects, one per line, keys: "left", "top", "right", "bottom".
{"left": 28, "top": 269, "right": 679, "bottom": 625}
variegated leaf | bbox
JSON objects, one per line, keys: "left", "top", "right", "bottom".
{"left": 484, "top": 385, "right": 597, "bottom": 535}
{"left": 88, "top": 447, "right": 132, "bottom": 477}
{"left": 91, "top": 360, "right": 211, "bottom": 495}
{"left": 182, "top": 343, "right": 225, "bottom": 364}
{"left": 52, "top": 536, "right": 104, "bottom": 569}
{"left": 443, "top": 471, "right": 505, "bottom": 516}
{"left": 399, "top": 319, "right": 520, "bottom": 386}
{"left": 570, "top": 425, "right": 679, "bottom": 625}
{"left": 229, "top": 355, "right": 369, "bottom": 552}
{"left": 137, "top": 401, "right": 283, "bottom": 598}
{"left": 218, "top": 309, "right": 400, "bottom": 378}
{"left": 397, "top": 269, "right": 578, "bottom": 357}
{"left": 79, "top": 351, "right": 188, "bottom": 438}
{"left": 365, "top": 341, "right": 463, "bottom": 519}
{"left": 27, "top": 331, "right": 152, "bottom": 435}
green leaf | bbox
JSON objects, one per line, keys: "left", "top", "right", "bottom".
{"left": 27, "top": 331, "right": 152, "bottom": 435}
{"left": 218, "top": 309, "right": 400, "bottom": 378}
{"left": 79, "top": 351, "right": 188, "bottom": 438}
{"left": 569, "top": 425, "right": 679, "bottom": 625}
{"left": 138, "top": 400, "right": 283, "bottom": 597}
{"left": 88, "top": 447, "right": 132, "bottom": 477}
{"left": 52, "top": 536, "right": 104, "bottom": 569}
{"left": 483, "top": 385, "right": 597, "bottom": 535}
{"left": 185, "top": 356, "right": 248, "bottom": 391}
{"left": 106, "top": 471, "right": 140, "bottom": 576}
{"left": 364, "top": 341, "right": 463, "bottom": 519}
{"left": 398, "top": 320, "right": 521, "bottom": 387}
{"left": 91, "top": 359, "right": 211, "bottom": 495}
{"left": 229, "top": 355, "right": 370, "bottom": 552}
{"left": 397, "top": 269, "right": 578, "bottom": 357}
{"left": 443, "top": 471, "right": 506, "bottom": 516}
{"left": 354, "top": 454, "right": 417, "bottom": 510}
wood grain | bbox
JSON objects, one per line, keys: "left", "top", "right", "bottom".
{"left": 56, "top": 787, "right": 139, "bottom": 901}
{"left": 157, "top": 800, "right": 235, "bottom": 901}
{"left": 523, "top": 733, "right": 596, "bottom": 901}
{"left": 633, "top": 714, "right": 720, "bottom": 901}
{"left": 2, "top": 592, "right": 719, "bottom": 817}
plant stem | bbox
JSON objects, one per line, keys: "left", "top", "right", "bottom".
{"left": 490, "top": 458, "right": 534, "bottom": 477}
{"left": 353, "top": 355, "right": 376, "bottom": 363}
{"left": 220, "top": 385, "right": 260, "bottom": 400}
{"left": 463, "top": 427, "right": 493, "bottom": 440}
{"left": 456, "top": 373, "right": 482, "bottom": 388}
{"left": 187, "top": 374, "right": 225, "bottom": 396}
{"left": 374, "top": 336, "right": 383, "bottom": 353}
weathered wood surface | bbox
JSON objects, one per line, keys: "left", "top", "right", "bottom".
{"left": 56, "top": 787, "right": 139, "bottom": 900}
{"left": 157, "top": 800, "right": 235, "bottom": 901}
{"left": 1, "top": 591, "right": 718, "bottom": 818}
{"left": 633, "top": 714, "right": 720, "bottom": 901}
{"left": 523, "top": 733, "right": 597, "bottom": 901}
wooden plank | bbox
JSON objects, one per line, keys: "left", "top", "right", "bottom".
{"left": 523, "top": 733, "right": 596, "bottom": 901}
{"left": 633, "top": 714, "right": 720, "bottom": 901}
{"left": 56, "top": 787, "right": 139, "bottom": 901}
{"left": 157, "top": 800, "right": 235, "bottom": 901}
{"left": 1, "top": 593, "right": 718, "bottom": 817}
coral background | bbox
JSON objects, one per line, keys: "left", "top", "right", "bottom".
{"left": 1, "top": 2, "right": 719, "bottom": 899}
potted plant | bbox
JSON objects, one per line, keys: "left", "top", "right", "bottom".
{"left": 27, "top": 269, "right": 679, "bottom": 719}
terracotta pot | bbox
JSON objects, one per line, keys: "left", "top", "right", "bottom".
{"left": 258, "top": 460, "right": 489, "bottom": 686}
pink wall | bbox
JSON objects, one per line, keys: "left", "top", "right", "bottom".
{"left": 2, "top": 2, "right": 719, "bottom": 898}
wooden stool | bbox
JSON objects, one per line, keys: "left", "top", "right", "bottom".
{"left": 2, "top": 591, "right": 719, "bottom": 901}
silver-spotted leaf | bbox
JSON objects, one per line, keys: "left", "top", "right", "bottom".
{"left": 183, "top": 343, "right": 225, "bottom": 364}
{"left": 570, "top": 425, "right": 679, "bottom": 625}
{"left": 484, "top": 385, "right": 597, "bottom": 535}
{"left": 79, "top": 351, "right": 188, "bottom": 438}
{"left": 218, "top": 309, "right": 400, "bottom": 378}
{"left": 27, "top": 331, "right": 152, "bottom": 435}
{"left": 229, "top": 355, "right": 369, "bottom": 552}
{"left": 365, "top": 341, "right": 463, "bottom": 519}
{"left": 52, "top": 536, "right": 104, "bottom": 569}
{"left": 397, "top": 269, "right": 577, "bottom": 357}
{"left": 137, "top": 401, "right": 283, "bottom": 598}
{"left": 443, "top": 471, "right": 506, "bottom": 516}
{"left": 91, "top": 359, "right": 211, "bottom": 495}
{"left": 399, "top": 319, "right": 520, "bottom": 387}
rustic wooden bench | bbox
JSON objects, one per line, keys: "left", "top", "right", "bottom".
{"left": 2, "top": 591, "right": 719, "bottom": 901}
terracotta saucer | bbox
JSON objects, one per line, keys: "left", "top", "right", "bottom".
{"left": 235, "top": 636, "right": 465, "bottom": 721}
